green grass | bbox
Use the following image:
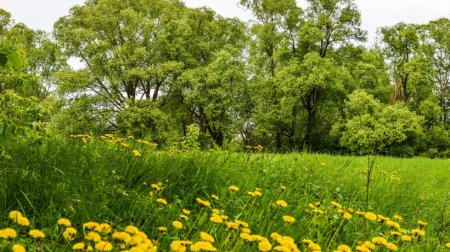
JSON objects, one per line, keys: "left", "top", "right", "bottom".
{"left": 0, "top": 137, "right": 449, "bottom": 251}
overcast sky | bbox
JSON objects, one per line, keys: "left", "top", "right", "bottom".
{"left": 2, "top": 0, "right": 450, "bottom": 45}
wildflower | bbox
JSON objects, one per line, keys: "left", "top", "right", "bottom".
{"left": 386, "top": 220, "right": 400, "bottom": 229}
{"left": 180, "top": 214, "right": 189, "bottom": 220}
{"left": 385, "top": 242, "right": 398, "bottom": 251}
{"left": 29, "top": 229, "right": 45, "bottom": 239}
{"left": 63, "top": 227, "right": 77, "bottom": 241}
{"left": 83, "top": 221, "right": 99, "bottom": 230}
{"left": 211, "top": 194, "right": 219, "bottom": 200}
{"left": 226, "top": 221, "right": 240, "bottom": 229}
{"left": 280, "top": 185, "right": 287, "bottom": 192}
{"left": 125, "top": 225, "right": 140, "bottom": 234}
{"left": 200, "top": 232, "right": 215, "bottom": 242}
{"left": 355, "top": 245, "right": 370, "bottom": 252}
{"left": 95, "top": 241, "right": 113, "bottom": 251}
{"left": 411, "top": 228, "right": 426, "bottom": 236}
{"left": 73, "top": 242, "right": 85, "bottom": 250}
{"left": 282, "top": 215, "right": 295, "bottom": 223}
{"left": 242, "top": 228, "right": 251, "bottom": 233}
{"left": 196, "top": 198, "right": 211, "bottom": 207}
{"left": 56, "top": 218, "right": 71, "bottom": 227}
{"left": 8, "top": 211, "right": 22, "bottom": 220}
{"left": 308, "top": 242, "right": 321, "bottom": 251}
{"left": 393, "top": 215, "right": 403, "bottom": 220}
{"left": 258, "top": 241, "right": 272, "bottom": 251}
{"left": 418, "top": 220, "right": 428, "bottom": 227}
{"left": 363, "top": 241, "right": 375, "bottom": 249}
{"left": 271, "top": 232, "right": 282, "bottom": 240}
{"left": 229, "top": 185, "right": 239, "bottom": 191}
{"left": 170, "top": 240, "right": 191, "bottom": 252}
{"left": 95, "top": 223, "right": 112, "bottom": 233}
{"left": 235, "top": 220, "right": 249, "bottom": 228}
{"left": 156, "top": 198, "right": 167, "bottom": 205}
{"left": 389, "top": 231, "right": 401, "bottom": 237}
{"left": 151, "top": 184, "right": 160, "bottom": 190}
{"left": 17, "top": 217, "right": 30, "bottom": 226}
{"left": 372, "top": 237, "right": 387, "bottom": 245}
{"left": 331, "top": 201, "right": 342, "bottom": 209}
{"left": 275, "top": 200, "right": 288, "bottom": 207}
{"left": 0, "top": 228, "right": 17, "bottom": 239}
{"left": 12, "top": 244, "right": 26, "bottom": 252}
{"left": 183, "top": 209, "right": 191, "bottom": 215}
{"left": 248, "top": 192, "right": 256, "bottom": 197}
{"left": 336, "top": 244, "right": 352, "bottom": 252}
{"left": 132, "top": 150, "right": 141, "bottom": 156}
{"left": 158, "top": 227, "right": 168, "bottom": 232}
{"left": 446, "top": 242, "right": 450, "bottom": 248}
{"left": 273, "top": 245, "right": 291, "bottom": 252}
{"left": 190, "top": 241, "right": 217, "bottom": 251}
{"left": 172, "top": 221, "right": 183, "bottom": 229}
{"left": 342, "top": 212, "right": 352, "bottom": 219}
{"left": 210, "top": 215, "right": 222, "bottom": 223}
{"left": 254, "top": 191, "right": 263, "bottom": 196}
{"left": 85, "top": 231, "right": 101, "bottom": 242}
{"left": 112, "top": 231, "right": 131, "bottom": 243}
{"left": 401, "top": 235, "right": 412, "bottom": 242}
{"left": 364, "top": 212, "right": 377, "bottom": 221}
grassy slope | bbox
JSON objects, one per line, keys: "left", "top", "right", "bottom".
{"left": 0, "top": 139, "right": 449, "bottom": 251}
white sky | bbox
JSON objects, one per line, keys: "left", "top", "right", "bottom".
{"left": 1, "top": 0, "right": 449, "bottom": 45}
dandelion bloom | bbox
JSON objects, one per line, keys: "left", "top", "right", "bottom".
{"left": 401, "top": 235, "right": 412, "bottom": 242}
{"left": 17, "top": 217, "right": 30, "bottom": 227}
{"left": 73, "top": 242, "right": 85, "bottom": 250}
{"left": 63, "top": 227, "right": 77, "bottom": 241}
{"left": 282, "top": 215, "right": 295, "bottom": 223}
{"left": 331, "top": 201, "right": 343, "bottom": 209}
{"left": 393, "top": 215, "right": 403, "bottom": 220}
{"left": 242, "top": 228, "right": 251, "bottom": 234}
{"left": 29, "top": 229, "right": 45, "bottom": 239}
{"left": 0, "top": 228, "right": 17, "bottom": 239}
{"left": 83, "top": 222, "right": 99, "bottom": 230}
{"left": 95, "top": 241, "right": 113, "bottom": 251}
{"left": 280, "top": 185, "right": 287, "bottom": 192}
{"left": 273, "top": 245, "right": 290, "bottom": 252}
{"left": 158, "top": 227, "right": 168, "bottom": 232}
{"left": 254, "top": 191, "right": 263, "bottom": 196}
{"left": 132, "top": 150, "right": 141, "bottom": 157}
{"left": 336, "top": 244, "right": 351, "bottom": 252}
{"left": 355, "top": 245, "right": 370, "bottom": 252}
{"left": 8, "top": 211, "right": 22, "bottom": 220}
{"left": 386, "top": 220, "right": 400, "bottom": 229}
{"left": 12, "top": 244, "right": 26, "bottom": 252}
{"left": 229, "top": 185, "right": 239, "bottom": 191}
{"left": 125, "top": 225, "right": 140, "bottom": 234}
{"left": 182, "top": 209, "right": 191, "bottom": 215}
{"left": 85, "top": 231, "right": 101, "bottom": 242}
{"left": 172, "top": 221, "right": 183, "bottom": 229}
{"left": 209, "top": 215, "right": 222, "bottom": 223}
{"left": 275, "top": 200, "right": 288, "bottom": 207}
{"left": 385, "top": 242, "right": 398, "bottom": 251}
{"left": 342, "top": 212, "right": 352, "bottom": 219}
{"left": 156, "top": 198, "right": 167, "bottom": 205}
{"left": 258, "top": 241, "right": 272, "bottom": 251}
{"left": 308, "top": 242, "right": 321, "bottom": 251}
{"left": 271, "top": 232, "right": 282, "bottom": 240}
{"left": 418, "top": 220, "right": 428, "bottom": 227}
{"left": 364, "top": 212, "right": 377, "bottom": 221}
{"left": 363, "top": 241, "right": 375, "bottom": 249}
{"left": 196, "top": 198, "right": 211, "bottom": 207}
{"left": 446, "top": 242, "right": 450, "bottom": 248}
{"left": 151, "top": 184, "right": 160, "bottom": 190}
{"left": 372, "top": 237, "right": 387, "bottom": 245}
{"left": 95, "top": 223, "right": 112, "bottom": 233}
{"left": 211, "top": 194, "right": 219, "bottom": 200}
{"left": 112, "top": 232, "right": 132, "bottom": 243}
{"left": 57, "top": 218, "right": 71, "bottom": 227}
{"left": 190, "top": 241, "right": 217, "bottom": 252}
{"left": 200, "top": 232, "right": 215, "bottom": 242}
{"left": 248, "top": 192, "right": 256, "bottom": 197}
{"left": 170, "top": 240, "right": 191, "bottom": 252}
{"left": 411, "top": 229, "right": 426, "bottom": 236}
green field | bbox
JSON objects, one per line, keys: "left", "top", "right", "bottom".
{"left": 0, "top": 136, "right": 449, "bottom": 251}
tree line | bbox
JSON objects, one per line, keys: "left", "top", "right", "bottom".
{"left": 1, "top": 0, "right": 449, "bottom": 157}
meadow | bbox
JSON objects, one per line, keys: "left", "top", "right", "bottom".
{"left": 0, "top": 135, "right": 449, "bottom": 251}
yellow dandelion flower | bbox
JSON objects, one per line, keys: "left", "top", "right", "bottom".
{"left": 156, "top": 198, "right": 167, "bottom": 205}
{"left": 446, "top": 242, "right": 450, "bottom": 248}
{"left": 401, "top": 235, "right": 412, "bottom": 242}
{"left": 385, "top": 242, "right": 398, "bottom": 251}
{"left": 364, "top": 212, "right": 377, "bottom": 221}
{"left": 418, "top": 220, "right": 428, "bottom": 227}
{"left": 95, "top": 223, "right": 112, "bottom": 233}
{"left": 271, "top": 232, "right": 282, "bottom": 240}
{"left": 363, "top": 241, "right": 375, "bottom": 249}
{"left": 180, "top": 214, "right": 189, "bottom": 220}
{"left": 29, "top": 229, "right": 45, "bottom": 239}
{"left": 280, "top": 185, "right": 287, "bottom": 192}
{"left": 308, "top": 242, "right": 321, "bottom": 251}
{"left": 85, "top": 231, "right": 101, "bottom": 242}
{"left": 389, "top": 231, "right": 401, "bottom": 237}
{"left": 125, "top": 225, "right": 140, "bottom": 234}
{"left": 386, "top": 220, "right": 400, "bottom": 229}
{"left": 393, "top": 215, "right": 403, "bottom": 220}
{"left": 8, "top": 211, "right": 22, "bottom": 220}
{"left": 12, "top": 244, "right": 26, "bottom": 252}
{"left": 112, "top": 231, "right": 132, "bottom": 243}
{"left": 242, "top": 228, "right": 251, "bottom": 234}
{"left": 209, "top": 215, "right": 222, "bottom": 223}
{"left": 226, "top": 221, "right": 240, "bottom": 229}
{"left": 275, "top": 200, "right": 288, "bottom": 207}
{"left": 0, "top": 228, "right": 17, "bottom": 239}
{"left": 211, "top": 194, "right": 219, "bottom": 200}
{"left": 190, "top": 241, "right": 217, "bottom": 252}
{"left": 57, "top": 218, "right": 71, "bottom": 227}
{"left": 182, "top": 209, "right": 191, "bottom": 215}
{"left": 248, "top": 192, "right": 256, "bottom": 197}
{"left": 273, "top": 245, "right": 291, "bottom": 252}
{"left": 95, "top": 241, "right": 113, "bottom": 252}
{"left": 355, "top": 245, "right": 370, "bottom": 252}
{"left": 83, "top": 221, "right": 99, "bottom": 230}
{"left": 170, "top": 241, "right": 191, "bottom": 252}
{"left": 229, "top": 185, "right": 239, "bottom": 191}
{"left": 200, "top": 232, "right": 215, "bottom": 242}
{"left": 331, "top": 201, "right": 342, "bottom": 209}
{"left": 196, "top": 198, "right": 211, "bottom": 207}
{"left": 258, "top": 241, "right": 272, "bottom": 252}
{"left": 411, "top": 229, "right": 426, "bottom": 236}
{"left": 73, "top": 242, "right": 85, "bottom": 250}
{"left": 63, "top": 227, "right": 77, "bottom": 241}
{"left": 336, "top": 244, "right": 351, "bottom": 252}
{"left": 342, "top": 212, "right": 352, "bottom": 219}
{"left": 172, "top": 221, "right": 183, "bottom": 229}
{"left": 17, "top": 217, "right": 30, "bottom": 226}
{"left": 372, "top": 237, "right": 387, "bottom": 245}
{"left": 132, "top": 150, "right": 141, "bottom": 157}
{"left": 151, "top": 184, "right": 160, "bottom": 190}
{"left": 282, "top": 215, "right": 295, "bottom": 223}
{"left": 235, "top": 220, "right": 249, "bottom": 228}
{"left": 158, "top": 227, "right": 168, "bottom": 232}
{"left": 254, "top": 191, "right": 263, "bottom": 196}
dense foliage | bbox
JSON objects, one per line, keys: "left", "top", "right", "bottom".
{"left": 1, "top": 0, "right": 450, "bottom": 157}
